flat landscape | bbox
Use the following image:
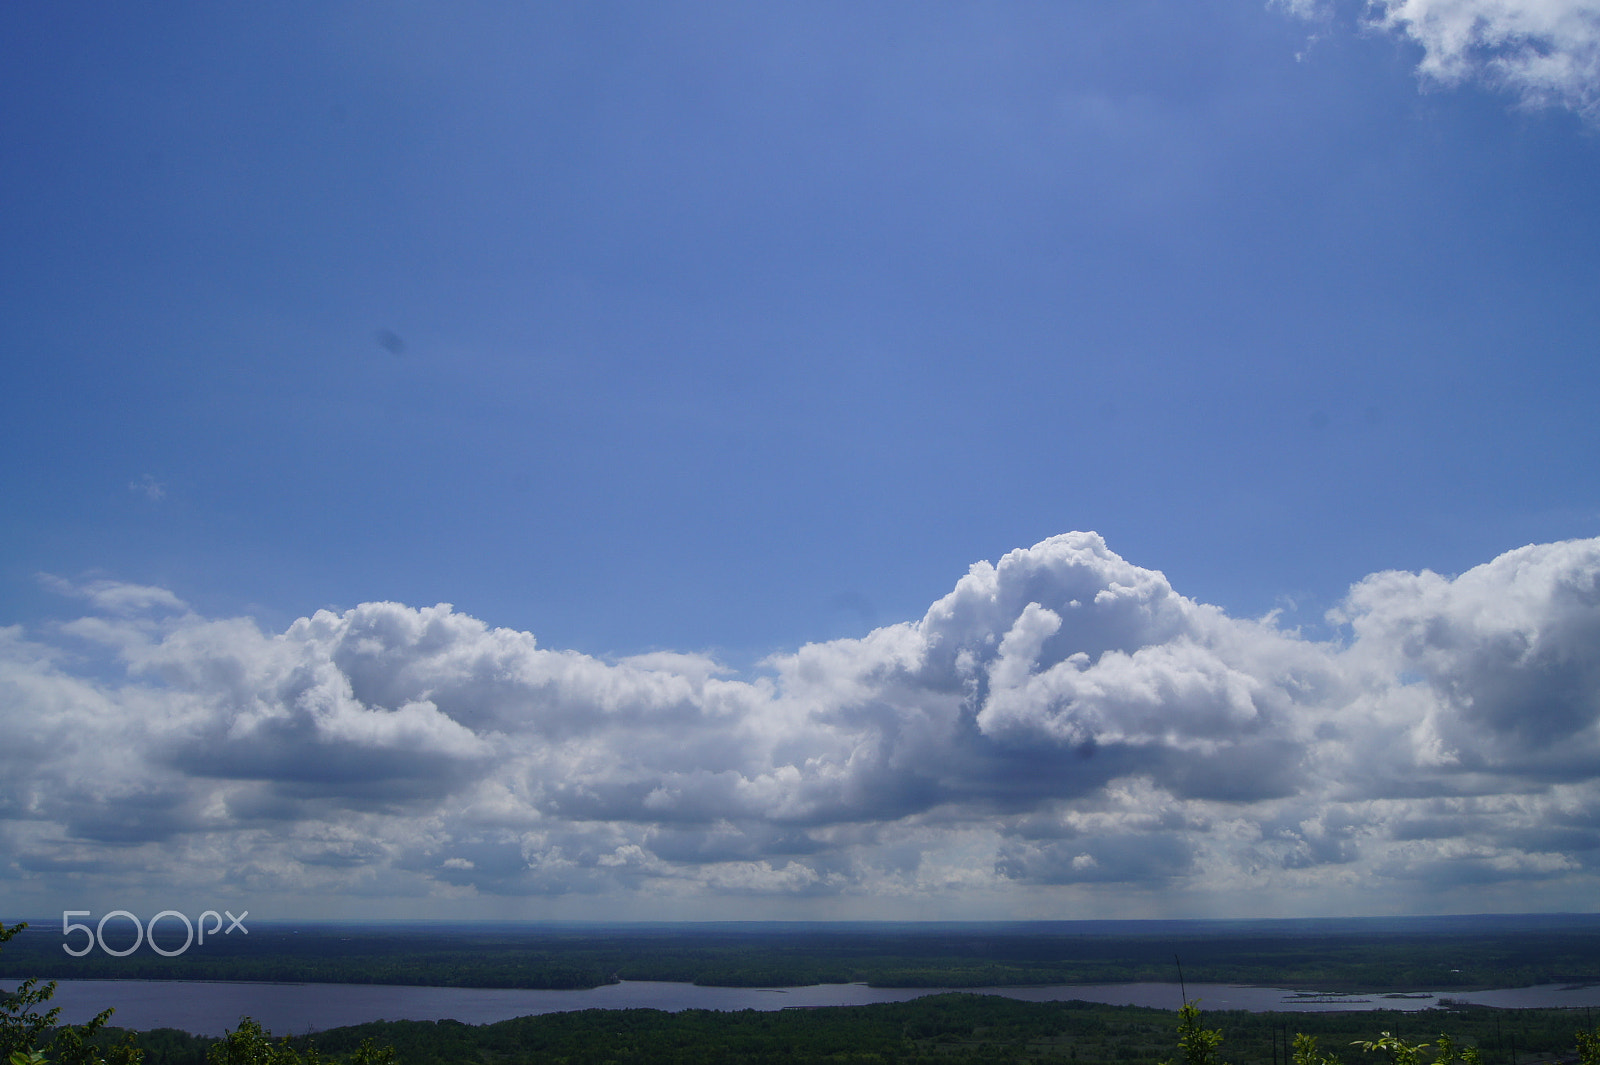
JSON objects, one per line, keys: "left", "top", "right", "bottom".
{"left": 7, "top": 915, "right": 1600, "bottom": 992}
{"left": 80, "top": 994, "right": 1600, "bottom": 1065}
{"left": 9, "top": 916, "right": 1600, "bottom": 1065}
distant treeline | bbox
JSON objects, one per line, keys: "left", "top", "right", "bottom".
{"left": 6, "top": 917, "right": 1600, "bottom": 991}
{"left": 95, "top": 997, "right": 1600, "bottom": 1065}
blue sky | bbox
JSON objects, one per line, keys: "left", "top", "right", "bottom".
{"left": 3, "top": 1, "right": 1600, "bottom": 921}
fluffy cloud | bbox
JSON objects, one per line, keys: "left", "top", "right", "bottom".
{"left": 4, "top": 532, "right": 1600, "bottom": 916}
{"left": 1281, "top": 0, "right": 1600, "bottom": 118}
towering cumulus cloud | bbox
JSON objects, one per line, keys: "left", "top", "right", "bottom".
{"left": 4, "top": 533, "right": 1599, "bottom": 916}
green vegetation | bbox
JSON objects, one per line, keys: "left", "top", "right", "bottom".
{"left": 10, "top": 914, "right": 1600, "bottom": 1065}
{"left": 1, "top": 921, "right": 142, "bottom": 1065}
{"left": 203, "top": 1018, "right": 393, "bottom": 1065}
{"left": 1, "top": 923, "right": 390, "bottom": 1065}
{"left": 6, "top": 918, "right": 1600, "bottom": 991}
{"left": 1162, "top": 1002, "right": 1228, "bottom": 1065}
{"left": 18, "top": 996, "right": 1595, "bottom": 1065}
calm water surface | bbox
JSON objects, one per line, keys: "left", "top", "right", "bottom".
{"left": 8, "top": 979, "right": 1600, "bottom": 1038}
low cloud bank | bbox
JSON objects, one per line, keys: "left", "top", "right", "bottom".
{"left": 4, "top": 532, "right": 1599, "bottom": 915}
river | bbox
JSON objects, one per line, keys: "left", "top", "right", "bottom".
{"left": 6, "top": 979, "right": 1600, "bottom": 1037}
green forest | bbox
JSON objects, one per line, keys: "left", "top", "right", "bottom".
{"left": 7, "top": 919, "right": 1600, "bottom": 1065}
{"left": 5, "top": 917, "right": 1600, "bottom": 992}
{"left": 18, "top": 991, "right": 1600, "bottom": 1065}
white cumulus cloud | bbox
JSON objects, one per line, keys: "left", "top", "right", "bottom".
{"left": 4, "top": 532, "right": 1600, "bottom": 917}
{"left": 1280, "top": 0, "right": 1600, "bottom": 117}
